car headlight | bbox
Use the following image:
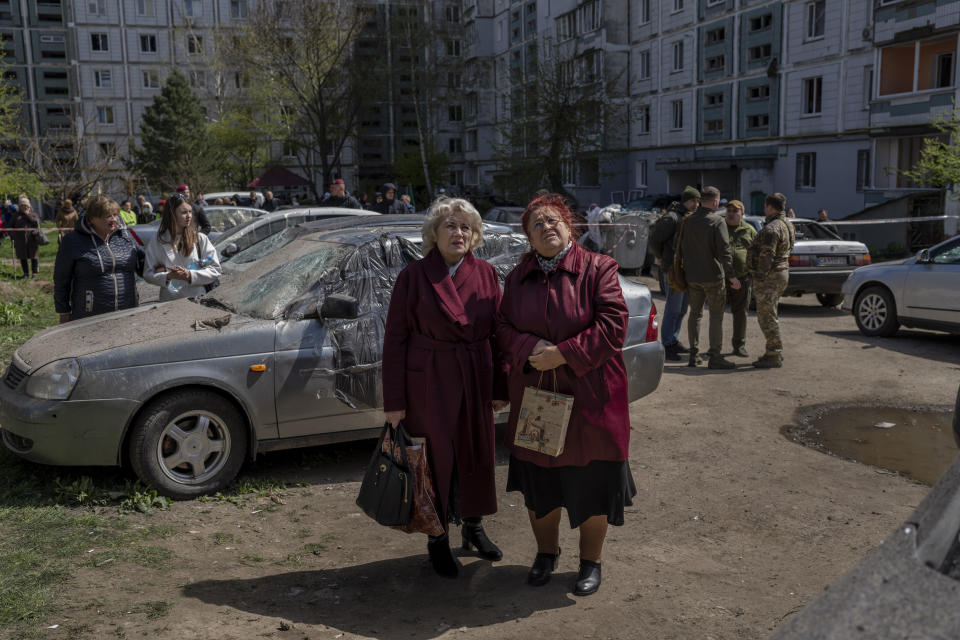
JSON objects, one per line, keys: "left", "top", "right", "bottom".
{"left": 24, "top": 359, "right": 80, "bottom": 400}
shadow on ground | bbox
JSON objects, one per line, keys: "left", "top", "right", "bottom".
{"left": 818, "top": 329, "right": 960, "bottom": 366}
{"left": 182, "top": 555, "right": 577, "bottom": 639}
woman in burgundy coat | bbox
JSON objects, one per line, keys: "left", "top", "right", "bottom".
{"left": 382, "top": 197, "right": 508, "bottom": 578}
{"left": 497, "top": 193, "right": 636, "bottom": 597}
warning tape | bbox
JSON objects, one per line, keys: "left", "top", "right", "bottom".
{"left": 1, "top": 227, "right": 75, "bottom": 232}
{"left": 820, "top": 215, "right": 960, "bottom": 226}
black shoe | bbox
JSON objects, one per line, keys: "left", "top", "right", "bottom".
{"left": 664, "top": 344, "right": 682, "bottom": 361}
{"left": 573, "top": 559, "right": 602, "bottom": 596}
{"left": 674, "top": 343, "right": 690, "bottom": 354}
{"left": 527, "top": 548, "right": 560, "bottom": 586}
{"left": 427, "top": 534, "right": 460, "bottom": 579}
{"left": 461, "top": 520, "right": 502, "bottom": 561}
{"left": 708, "top": 356, "right": 736, "bottom": 370}
{"left": 687, "top": 352, "right": 699, "bottom": 367}
{"left": 752, "top": 354, "right": 783, "bottom": 368}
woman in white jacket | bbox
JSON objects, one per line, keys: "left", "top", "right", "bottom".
{"left": 143, "top": 193, "right": 221, "bottom": 300}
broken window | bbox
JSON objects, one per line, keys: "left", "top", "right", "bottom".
{"left": 880, "top": 37, "right": 956, "bottom": 96}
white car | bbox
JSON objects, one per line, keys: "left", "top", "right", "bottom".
{"left": 841, "top": 233, "right": 960, "bottom": 336}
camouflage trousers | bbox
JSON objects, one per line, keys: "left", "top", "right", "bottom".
{"left": 687, "top": 279, "right": 726, "bottom": 357}
{"left": 754, "top": 270, "right": 789, "bottom": 356}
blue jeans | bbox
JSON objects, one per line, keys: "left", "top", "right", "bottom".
{"left": 661, "top": 280, "right": 689, "bottom": 347}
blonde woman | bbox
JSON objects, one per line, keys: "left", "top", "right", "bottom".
{"left": 142, "top": 193, "right": 221, "bottom": 301}
{"left": 381, "top": 197, "right": 508, "bottom": 578}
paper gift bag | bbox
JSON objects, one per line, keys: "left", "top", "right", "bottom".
{"left": 391, "top": 436, "right": 445, "bottom": 537}
{"left": 513, "top": 372, "right": 574, "bottom": 457}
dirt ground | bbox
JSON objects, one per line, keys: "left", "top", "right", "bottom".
{"left": 34, "top": 281, "right": 960, "bottom": 639}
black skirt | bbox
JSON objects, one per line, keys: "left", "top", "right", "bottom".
{"left": 506, "top": 456, "right": 637, "bottom": 528}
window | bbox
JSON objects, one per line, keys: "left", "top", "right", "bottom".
{"left": 91, "top": 33, "right": 108, "bottom": 52}
{"left": 747, "top": 113, "right": 769, "bottom": 128}
{"left": 94, "top": 69, "right": 111, "bottom": 88}
{"left": 705, "top": 119, "right": 723, "bottom": 134}
{"left": 672, "top": 0, "right": 684, "bottom": 12}
{"left": 802, "top": 76, "right": 822, "bottom": 114}
{"left": 671, "top": 99, "right": 683, "bottom": 129}
{"left": 636, "top": 104, "right": 650, "bottom": 134}
{"left": 856, "top": 149, "right": 870, "bottom": 191}
{"left": 578, "top": 157, "right": 600, "bottom": 186}
{"left": 639, "top": 0, "right": 650, "bottom": 24}
{"left": 635, "top": 159, "right": 647, "bottom": 188}
{"left": 88, "top": 0, "right": 106, "bottom": 15}
{"left": 638, "top": 50, "right": 650, "bottom": 79}
{"left": 796, "top": 152, "right": 816, "bottom": 189}
{"left": 447, "top": 72, "right": 462, "bottom": 89}
{"left": 561, "top": 159, "right": 575, "bottom": 185}
{"left": 705, "top": 55, "right": 724, "bottom": 72}
{"left": 446, "top": 4, "right": 460, "bottom": 22}
{"left": 748, "top": 84, "right": 770, "bottom": 100}
{"left": 672, "top": 41, "right": 684, "bottom": 72}
{"left": 863, "top": 66, "right": 873, "bottom": 107}
{"left": 748, "top": 44, "right": 771, "bottom": 62}
{"left": 448, "top": 137, "right": 463, "bottom": 153}
{"left": 806, "top": 1, "right": 825, "bottom": 40}
{"left": 183, "top": 0, "right": 201, "bottom": 18}
{"left": 96, "top": 105, "right": 115, "bottom": 125}
{"left": 188, "top": 35, "right": 203, "bottom": 55}
{"left": 449, "top": 170, "right": 463, "bottom": 186}
{"left": 142, "top": 70, "right": 160, "bottom": 88}
{"left": 448, "top": 104, "right": 463, "bottom": 121}
{"left": 189, "top": 70, "right": 205, "bottom": 87}
{"left": 230, "top": 0, "right": 247, "bottom": 19}
{"left": 706, "top": 28, "right": 725, "bottom": 45}
{"left": 705, "top": 92, "right": 724, "bottom": 106}
{"left": 446, "top": 39, "right": 461, "bottom": 57}
{"left": 749, "top": 14, "right": 772, "bottom": 32}
{"left": 706, "top": 0, "right": 724, "bottom": 5}
{"left": 465, "top": 129, "right": 477, "bottom": 152}
{"left": 98, "top": 142, "right": 115, "bottom": 159}
{"left": 879, "top": 38, "right": 956, "bottom": 95}
{"left": 137, "top": 0, "right": 156, "bottom": 17}
{"left": 139, "top": 34, "right": 157, "bottom": 53}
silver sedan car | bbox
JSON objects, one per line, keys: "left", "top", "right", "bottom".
{"left": 841, "top": 233, "right": 960, "bottom": 336}
{"left": 0, "top": 217, "right": 664, "bottom": 498}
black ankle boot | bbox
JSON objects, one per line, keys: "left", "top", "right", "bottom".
{"left": 527, "top": 548, "right": 560, "bottom": 586}
{"left": 427, "top": 534, "right": 459, "bottom": 578}
{"left": 573, "top": 559, "right": 602, "bottom": 596}
{"left": 461, "top": 518, "right": 503, "bottom": 561}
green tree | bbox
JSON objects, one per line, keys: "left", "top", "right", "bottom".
{"left": 132, "top": 70, "right": 218, "bottom": 193}
{"left": 902, "top": 103, "right": 960, "bottom": 195}
{"left": 0, "top": 47, "right": 45, "bottom": 199}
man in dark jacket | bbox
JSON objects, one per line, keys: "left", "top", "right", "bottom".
{"left": 649, "top": 186, "right": 699, "bottom": 361}
{"left": 320, "top": 178, "right": 361, "bottom": 209}
{"left": 262, "top": 190, "right": 280, "bottom": 212}
{"left": 176, "top": 185, "right": 211, "bottom": 234}
{"left": 374, "top": 182, "right": 406, "bottom": 215}
{"left": 678, "top": 186, "right": 740, "bottom": 369}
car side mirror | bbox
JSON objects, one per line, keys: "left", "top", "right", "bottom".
{"left": 917, "top": 249, "right": 931, "bottom": 264}
{"left": 319, "top": 294, "right": 359, "bottom": 319}
{"left": 222, "top": 242, "right": 239, "bottom": 257}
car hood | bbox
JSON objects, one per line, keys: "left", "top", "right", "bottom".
{"left": 14, "top": 299, "right": 248, "bottom": 373}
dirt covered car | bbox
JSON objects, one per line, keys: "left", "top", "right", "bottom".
{"left": 0, "top": 216, "right": 664, "bottom": 498}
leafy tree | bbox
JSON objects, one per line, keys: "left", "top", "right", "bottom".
{"left": 0, "top": 48, "right": 45, "bottom": 199}
{"left": 902, "top": 103, "right": 960, "bottom": 196}
{"left": 132, "top": 70, "right": 218, "bottom": 193}
{"left": 220, "top": 1, "right": 373, "bottom": 199}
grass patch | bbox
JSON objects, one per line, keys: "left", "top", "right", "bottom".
{"left": 212, "top": 533, "right": 237, "bottom": 546}
{"left": 0, "top": 273, "right": 58, "bottom": 365}
{"left": 143, "top": 600, "right": 171, "bottom": 620}
{"left": 130, "top": 545, "right": 174, "bottom": 571}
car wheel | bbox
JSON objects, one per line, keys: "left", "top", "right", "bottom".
{"left": 128, "top": 390, "right": 248, "bottom": 499}
{"left": 816, "top": 293, "right": 844, "bottom": 307}
{"left": 854, "top": 286, "right": 900, "bottom": 337}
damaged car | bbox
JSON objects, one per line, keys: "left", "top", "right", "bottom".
{"left": 0, "top": 216, "right": 664, "bottom": 498}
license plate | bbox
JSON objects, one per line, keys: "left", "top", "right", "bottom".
{"left": 818, "top": 256, "right": 848, "bottom": 266}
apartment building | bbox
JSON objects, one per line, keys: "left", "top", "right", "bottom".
{"left": 464, "top": 0, "right": 960, "bottom": 217}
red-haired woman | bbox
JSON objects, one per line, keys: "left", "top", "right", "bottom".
{"left": 497, "top": 193, "right": 635, "bottom": 597}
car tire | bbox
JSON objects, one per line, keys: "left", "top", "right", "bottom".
{"left": 128, "top": 389, "right": 248, "bottom": 499}
{"left": 816, "top": 293, "right": 844, "bottom": 307}
{"left": 854, "top": 286, "right": 900, "bottom": 337}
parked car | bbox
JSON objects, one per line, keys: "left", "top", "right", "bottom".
{"left": 214, "top": 207, "right": 375, "bottom": 260}
{"left": 841, "top": 233, "right": 960, "bottom": 337}
{"left": 129, "top": 206, "right": 265, "bottom": 246}
{"left": 482, "top": 206, "right": 523, "bottom": 226}
{"left": 0, "top": 217, "right": 664, "bottom": 498}
{"left": 203, "top": 192, "right": 257, "bottom": 207}
{"left": 745, "top": 216, "right": 871, "bottom": 307}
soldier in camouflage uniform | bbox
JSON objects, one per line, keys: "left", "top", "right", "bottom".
{"left": 746, "top": 193, "right": 795, "bottom": 368}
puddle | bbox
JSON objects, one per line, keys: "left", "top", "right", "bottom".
{"left": 785, "top": 405, "right": 957, "bottom": 486}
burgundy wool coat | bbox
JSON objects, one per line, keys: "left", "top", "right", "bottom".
{"left": 497, "top": 242, "right": 630, "bottom": 468}
{"left": 382, "top": 249, "right": 508, "bottom": 521}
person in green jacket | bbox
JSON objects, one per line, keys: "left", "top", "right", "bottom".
{"left": 118, "top": 199, "right": 137, "bottom": 226}
{"left": 724, "top": 200, "right": 758, "bottom": 357}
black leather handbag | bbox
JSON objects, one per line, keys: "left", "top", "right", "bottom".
{"left": 356, "top": 422, "right": 413, "bottom": 526}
